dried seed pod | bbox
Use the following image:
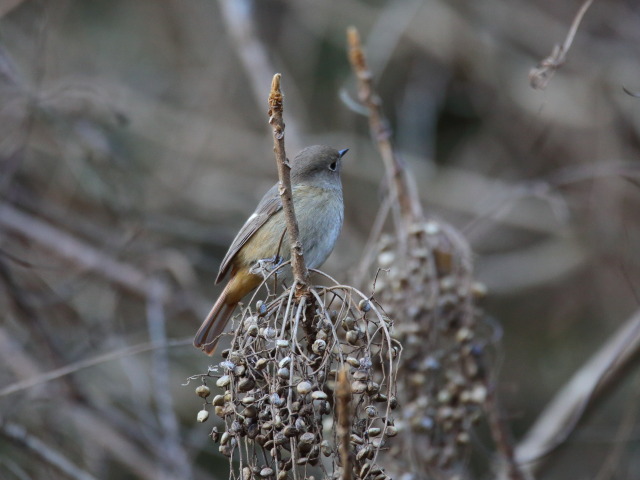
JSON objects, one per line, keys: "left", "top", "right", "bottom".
{"left": 311, "top": 391, "right": 327, "bottom": 400}
{"left": 296, "top": 381, "right": 312, "bottom": 395}
{"left": 365, "top": 406, "right": 378, "bottom": 418}
{"left": 366, "top": 382, "right": 380, "bottom": 395}
{"left": 353, "top": 370, "right": 369, "bottom": 381}
{"left": 320, "top": 439, "right": 332, "bottom": 456}
{"left": 263, "top": 327, "right": 277, "bottom": 339}
{"left": 271, "top": 393, "right": 285, "bottom": 407}
{"left": 385, "top": 425, "right": 398, "bottom": 437}
{"left": 238, "top": 378, "right": 255, "bottom": 392}
{"left": 358, "top": 299, "right": 371, "bottom": 312}
{"left": 242, "top": 467, "right": 252, "bottom": 480}
{"left": 255, "top": 358, "right": 269, "bottom": 370}
{"left": 247, "top": 324, "right": 259, "bottom": 337}
{"left": 294, "top": 418, "right": 306, "bottom": 431}
{"left": 219, "top": 445, "right": 232, "bottom": 457}
{"left": 298, "top": 432, "right": 315, "bottom": 454}
{"left": 216, "top": 375, "right": 231, "bottom": 388}
{"left": 233, "top": 365, "right": 246, "bottom": 376}
{"left": 283, "top": 425, "right": 298, "bottom": 437}
{"left": 259, "top": 467, "right": 274, "bottom": 478}
{"left": 241, "top": 396, "right": 256, "bottom": 406}
{"left": 278, "top": 356, "right": 291, "bottom": 368}
{"left": 195, "top": 385, "right": 211, "bottom": 398}
{"left": 277, "top": 367, "right": 290, "bottom": 379}
{"left": 214, "top": 406, "right": 225, "bottom": 418}
{"left": 346, "top": 330, "right": 360, "bottom": 345}
{"left": 212, "top": 395, "right": 225, "bottom": 407}
{"left": 346, "top": 356, "right": 360, "bottom": 368}
{"left": 351, "top": 381, "right": 367, "bottom": 394}
{"left": 274, "top": 432, "right": 287, "bottom": 446}
{"left": 350, "top": 434, "right": 364, "bottom": 445}
{"left": 197, "top": 409, "right": 209, "bottom": 423}
{"left": 311, "top": 339, "right": 326, "bottom": 354}
{"left": 342, "top": 316, "right": 356, "bottom": 331}
{"left": 276, "top": 339, "right": 289, "bottom": 348}
{"left": 277, "top": 471, "right": 287, "bottom": 480}
{"left": 367, "top": 427, "right": 381, "bottom": 437}
{"left": 220, "top": 432, "right": 230, "bottom": 445}
{"left": 242, "top": 406, "right": 257, "bottom": 418}
{"left": 356, "top": 445, "right": 371, "bottom": 461}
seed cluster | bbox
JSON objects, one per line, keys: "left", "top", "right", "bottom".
{"left": 373, "top": 219, "right": 494, "bottom": 475}
{"left": 189, "top": 275, "right": 401, "bottom": 480}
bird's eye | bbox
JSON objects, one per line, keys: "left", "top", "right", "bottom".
{"left": 328, "top": 161, "right": 337, "bottom": 171}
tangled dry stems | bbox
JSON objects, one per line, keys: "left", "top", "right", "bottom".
{"left": 188, "top": 265, "right": 400, "bottom": 480}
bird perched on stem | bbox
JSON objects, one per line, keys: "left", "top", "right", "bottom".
{"left": 194, "top": 145, "right": 348, "bottom": 355}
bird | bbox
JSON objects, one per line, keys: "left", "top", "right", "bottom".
{"left": 194, "top": 145, "right": 348, "bottom": 355}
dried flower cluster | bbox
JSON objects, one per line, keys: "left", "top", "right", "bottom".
{"left": 189, "top": 269, "right": 401, "bottom": 480}
{"left": 373, "top": 219, "right": 494, "bottom": 475}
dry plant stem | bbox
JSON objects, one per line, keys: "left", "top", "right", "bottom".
{"left": 529, "top": 0, "right": 595, "bottom": 89}
{"left": 504, "top": 309, "right": 640, "bottom": 479}
{"left": 0, "top": 202, "right": 169, "bottom": 301}
{"left": 485, "top": 385, "right": 528, "bottom": 480}
{"left": 267, "top": 73, "right": 310, "bottom": 290}
{"left": 0, "top": 421, "right": 98, "bottom": 480}
{"left": 347, "top": 26, "right": 423, "bottom": 226}
{"left": 337, "top": 367, "right": 353, "bottom": 480}
{"left": 0, "top": 337, "right": 190, "bottom": 397}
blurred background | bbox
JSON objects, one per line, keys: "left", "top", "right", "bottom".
{"left": 1, "top": 0, "right": 640, "bottom": 478}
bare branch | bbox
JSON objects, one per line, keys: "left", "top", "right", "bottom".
{"left": 508, "top": 309, "right": 640, "bottom": 478}
{"left": 0, "top": 421, "right": 98, "bottom": 480}
{"left": 267, "top": 73, "right": 310, "bottom": 290}
{"left": 529, "top": 0, "right": 595, "bottom": 90}
{"left": 346, "top": 26, "right": 423, "bottom": 226}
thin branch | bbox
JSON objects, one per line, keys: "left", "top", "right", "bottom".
{"left": 505, "top": 309, "right": 640, "bottom": 478}
{"left": 346, "top": 26, "right": 423, "bottom": 226}
{"left": 0, "top": 202, "right": 169, "bottom": 301}
{"left": 0, "top": 337, "right": 191, "bottom": 397}
{"left": 267, "top": 73, "right": 310, "bottom": 290}
{"left": 0, "top": 421, "right": 98, "bottom": 480}
{"left": 145, "top": 283, "right": 193, "bottom": 480}
{"left": 529, "top": 0, "right": 595, "bottom": 90}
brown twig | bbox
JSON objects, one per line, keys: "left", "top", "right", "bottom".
{"left": 347, "top": 26, "right": 423, "bottom": 226}
{"left": 267, "top": 73, "right": 310, "bottom": 291}
{"left": 529, "top": 0, "right": 595, "bottom": 90}
{"left": 336, "top": 366, "right": 353, "bottom": 480}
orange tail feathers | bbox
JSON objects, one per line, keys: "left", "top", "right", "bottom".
{"left": 193, "top": 291, "right": 237, "bottom": 356}
{"left": 194, "top": 269, "right": 263, "bottom": 355}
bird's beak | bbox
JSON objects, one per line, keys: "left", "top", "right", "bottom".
{"left": 338, "top": 148, "right": 349, "bottom": 158}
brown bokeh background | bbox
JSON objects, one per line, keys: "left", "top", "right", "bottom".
{"left": 1, "top": 0, "right": 640, "bottom": 479}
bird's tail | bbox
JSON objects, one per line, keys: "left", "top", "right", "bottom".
{"left": 193, "top": 292, "right": 237, "bottom": 356}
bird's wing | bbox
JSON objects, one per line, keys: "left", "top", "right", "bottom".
{"left": 215, "top": 183, "right": 283, "bottom": 283}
